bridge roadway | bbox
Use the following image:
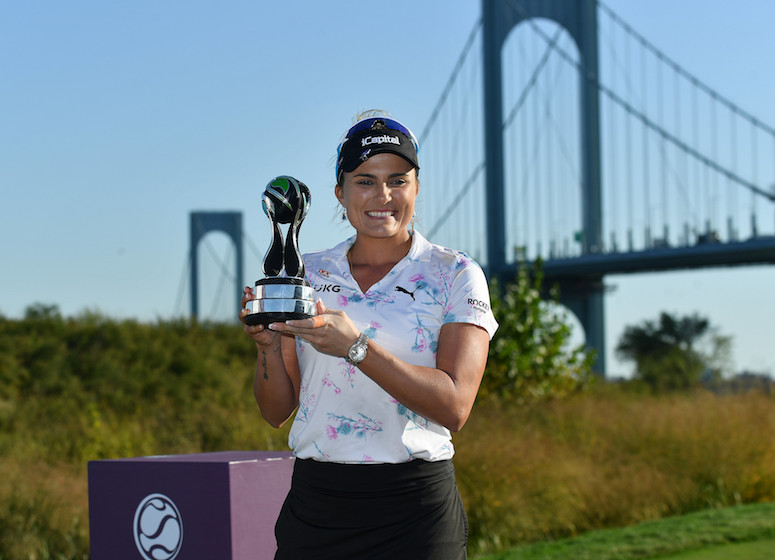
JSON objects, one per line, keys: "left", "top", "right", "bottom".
{"left": 492, "top": 236, "right": 775, "bottom": 280}
{"left": 486, "top": 236, "right": 774, "bottom": 376}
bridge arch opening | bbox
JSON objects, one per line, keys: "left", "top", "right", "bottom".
{"left": 502, "top": 19, "right": 583, "bottom": 265}
{"left": 189, "top": 211, "right": 244, "bottom": 322}
{"left": 194, "top": 231, "right": 238, "bottom": 323}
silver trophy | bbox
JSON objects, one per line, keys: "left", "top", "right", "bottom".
{"left": 244, "top": 176, "right": 316, "bottom": 326}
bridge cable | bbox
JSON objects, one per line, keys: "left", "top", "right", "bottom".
{"left": 417, "top": 17, "right": 483, "bottom": 245}
{"left": 598, "top": 0, "right": 775, "bottom": 138}
{"left": 605, "top": 19, "right": 619, "bottom": 250}
{"left": 201, "top": 236, "right": 236, "bottom": 282}
{"left": 427, "top": 25, "right": 567, "bottom": 240}
{"left": 208, "top": 243, "right": 233, "bottom": 320}
{"left": 196, "top": 236, "right": 237, "bottom": 321}
{"left": 514, "top": 3, "right": 775, "bottom": 204}
{"left": 502, "top": 28, "right": 562, "bottom": 131}
{"left": 428, "top": 23, "right": 564, "bottom": 240}
{"left": 426, "top": 162, "right": 486, "bottom": 239}
{"left": 418, "top": 17, "right": 482, "bottom": 145}
{"left": 173, "top": 253, "right": 190, "bottom": 318}
{"left": 242, "top": 229, "right": 266, "bottom": 264}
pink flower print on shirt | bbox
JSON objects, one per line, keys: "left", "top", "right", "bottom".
{"left": 312, "top": 441, "right": 332, "bottom": 460}
{"left": 322, "top": 373, "right": 342, "bottom": 395}
{"left": 339, "top": 361, "right": 357, "bottom": 388}
{"left": 326, "top": 412, "right": 383, "bottom": 439}
{"left": 412, "top": 327, "right": 430, "bottom": 352}
{"left": 411, "top": 315, "right": 438, "bottom": 354}
{"left": 296, "top": 383, "right": 316, "bottom": 424}
{"left": 364, "top": 321, "right": 381, "bottom": 340}
{"left": 456, "top": 254, "right": 471, "bottom": 269}
{"left": 363, "top": 291, "right": 395, "bottom": 308}
{"left": 296, "top": 336, "right": 307, "bottom": 356}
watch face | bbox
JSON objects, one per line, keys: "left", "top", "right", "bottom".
{"left": 349, "top": 345, "right": 366, "bottom": 363}
{"left": 348, "top": 336, "right": 367, "bottom": 363}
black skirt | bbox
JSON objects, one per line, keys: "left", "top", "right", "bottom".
{"left": 274, "top": 458, "right": 468, "bottom": 560}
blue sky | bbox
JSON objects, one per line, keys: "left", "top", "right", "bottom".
{"left": 2, "top": 1, "right": 773, "bottom": 377}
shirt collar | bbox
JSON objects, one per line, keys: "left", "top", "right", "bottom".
{"left": 330, "top": 230, "right": 432, "bottom": 273}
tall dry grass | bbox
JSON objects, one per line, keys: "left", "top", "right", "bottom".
{"left": 454, "top": 389, "right": 775, "bottom": 556}
{"left": 4, "top": 388, "right": 773, "bottom": 558}
{"left": 0, "top": 458, "right": 89, "bottom": 559}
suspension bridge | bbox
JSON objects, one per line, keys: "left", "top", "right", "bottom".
{"left": 185, "top": 0, "right": 775, "bottom": 375}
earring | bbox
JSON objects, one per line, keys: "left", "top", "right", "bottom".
{"left": 341, "top": 208, "right": 348, "bottom": 222}
{"left": 411, "top": 211, "right": 416, "bottom": 234}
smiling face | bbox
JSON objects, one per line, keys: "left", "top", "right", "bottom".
{"left": 336, "top": 153, "right": 419, "bottom": 244}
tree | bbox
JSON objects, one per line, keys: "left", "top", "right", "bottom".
{"left": 24, "top": 302, "right": 62, "bottom": 321}
{"left": 482, "top": 259, "right": 595, "bottom": 402}
{"left": 615, "top": 312, "right": 731, "bottom": 392}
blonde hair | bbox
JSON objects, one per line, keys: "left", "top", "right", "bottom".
{"left": 351, "top": 108, "right": 392, "bottom": 123}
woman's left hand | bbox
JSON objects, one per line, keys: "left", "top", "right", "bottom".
{"left": 268, "top": 299, "right": 361, "bottom": 359}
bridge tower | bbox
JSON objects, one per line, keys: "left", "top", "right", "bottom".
{"left": 189, "top": 211, "right": 244, "bottom": 321}
{"left": 482, "top": 0, "right": 605, "bottom": 373}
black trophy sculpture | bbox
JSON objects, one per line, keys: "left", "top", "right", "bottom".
{"left": 244, "top": 176, "right": 315, "bottom": 326}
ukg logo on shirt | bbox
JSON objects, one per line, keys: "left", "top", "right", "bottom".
{"left": 315, "top": 283, "right": 341, "bottom": 293}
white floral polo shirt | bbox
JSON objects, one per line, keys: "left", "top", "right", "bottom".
{"left": 288, "top": 232, "right": 498, "bottom": 464}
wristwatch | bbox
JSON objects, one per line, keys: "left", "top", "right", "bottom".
{"left": 346, "top": 332, "right": 369, "bottom": 365}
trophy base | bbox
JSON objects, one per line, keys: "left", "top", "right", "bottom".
{"left": 243, "top": 311, "right": 315, "bottom": 327}
{"left": 244, "top": 277, "right": 316, "bottom": 327}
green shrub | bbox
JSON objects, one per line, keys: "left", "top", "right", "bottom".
{"left": 483, "top": 260, "right": 595, "bottom": 402}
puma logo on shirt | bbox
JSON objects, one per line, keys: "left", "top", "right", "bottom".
{"left": 395, "top": 286, "right": 417, "bottom": 301}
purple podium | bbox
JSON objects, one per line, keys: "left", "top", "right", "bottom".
{"left": 88, "top": 451, "right": 295, "bottom": 560}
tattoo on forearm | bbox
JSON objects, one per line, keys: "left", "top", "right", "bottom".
{"left": 259, "top": 341, "right": 281, "bottom": 381}
{"left": 260, "top": 350, "right": 268, "bottom": 380}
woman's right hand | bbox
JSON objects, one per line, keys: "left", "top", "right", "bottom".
{"left": 239, "top": 286, "right": 280, "bottom": 347}
{"left": 240, "top": 285, "right": 300, "bottom": 428}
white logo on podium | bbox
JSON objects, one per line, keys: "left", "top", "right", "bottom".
{"left": 133, "top": 493, "right": 183, "bottom": 560}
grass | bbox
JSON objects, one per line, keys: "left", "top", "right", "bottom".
{"left": 455, "top": 389, "right": 775, "bottom": 555}
{"left": 657, "top": 539, "right": 775, "bottom": 559}
{"left": 2, "top": 388, "right": 774, "bottom": 558}
{"left": 2, "top": 313, "right": 774, "bottom": 558}
{"left": 475, "top": 501, "right": 775, "bottom": 559}
{"left": 0, "top": 459, "right": 89, "bottom": 559}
